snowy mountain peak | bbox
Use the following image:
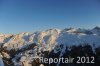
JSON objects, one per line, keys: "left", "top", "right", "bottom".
{"left": 93, "top": 26, "right": 100, "bottom": 30}
{"left": 91, "top": 26, "right": 100, "bottom": 35}
{"left": 0, "top": 27, "right": 100, "bottom": 50}
{"left": 0, "top": 27, "right": 100, "bottom": 66}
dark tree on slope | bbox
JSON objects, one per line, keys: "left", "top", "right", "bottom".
{"left": 95, "top": 47, "right": 100, "bottom": 66}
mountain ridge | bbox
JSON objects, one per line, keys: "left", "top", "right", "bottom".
{"left": 0, "top": 27, "right": 100, "bottom": 66}
{"left": 0, "top": 27, "right": 100, "bottom": 50}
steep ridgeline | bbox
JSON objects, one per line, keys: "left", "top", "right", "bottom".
{"left": 0, "top": 27, "right": 100, "bottom": 66}
{"left": 0, "top": 27, "right": 100, "bottom": 50}
{"left": 0, "top": 29, "right": 60, "bottom": 50}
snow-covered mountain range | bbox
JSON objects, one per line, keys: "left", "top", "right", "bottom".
{"left": 0, "top": 27, "right": 100, "bottom": 66}
{"left": 0, "top": 27, "right": 100, "bottom": 50}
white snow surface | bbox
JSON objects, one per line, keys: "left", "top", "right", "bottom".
{"left": 0, "top": 27, "right": 100, "bottom": 66}
{"left": 0, "top": 27, "right": 100, "bottom": 50}
{"left": 0, "top": 54, "right": 4, "bottom": 66}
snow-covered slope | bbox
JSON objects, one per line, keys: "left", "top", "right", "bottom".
{"left": 0, "top": 27, "right": 100, "bottom": 66}
{"left": 0, "top": 54, "right": 4, "bottom": 66}
{"left": 0, "top": 27, "right": 100, "bottom": 50}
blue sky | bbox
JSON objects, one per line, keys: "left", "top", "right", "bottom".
{"left": 0, "top": 0, "right": 100, "bottom": 34}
